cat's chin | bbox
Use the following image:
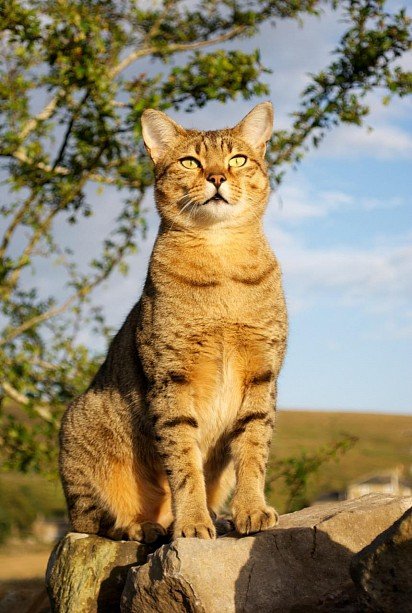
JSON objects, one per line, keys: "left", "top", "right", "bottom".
{"left": 193, "top": 201, "right": 235, "bottom": 224}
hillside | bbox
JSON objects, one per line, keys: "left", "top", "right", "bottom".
{"left": 1, "top": 410, "right": 411, "bottom": 534}
{"left": 269, "top": 410, "right": 412, "bottom": 511}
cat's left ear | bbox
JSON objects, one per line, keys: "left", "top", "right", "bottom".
{"left": 141, "top": 109, "right": 185, "bottom": 163}
{"left": 235, "top": 102, "right": 273, "bottom": 152}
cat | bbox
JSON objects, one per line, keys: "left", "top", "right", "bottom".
{"left": 59, "top": 102, "right": 288, "bottom": 543}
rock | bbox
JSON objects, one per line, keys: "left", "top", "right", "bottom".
{"left": 351, "top": 505, "right": 412, "bottom": 613}
{"left": 121, "top": 494, "right": 411, "bottom": 613}
{"left": 46, "top": 532, "right": 154, "bottom": 613}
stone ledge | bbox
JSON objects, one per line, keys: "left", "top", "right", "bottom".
{"left": 45, "top": 494, "right": 412, "bottom": 613}
{"left": 121, "top": 494, "right": 411, "bottom": 613}
{"left": 46, "top": 532, "right": 154, "bottom": 613}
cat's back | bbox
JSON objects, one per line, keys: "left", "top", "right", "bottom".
{"left": 61, "top": 302, "right": 146, "bottom": 440}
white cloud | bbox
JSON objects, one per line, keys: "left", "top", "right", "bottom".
{"left": 267, "top": 222, "right": 412, "bottom": 340}
{"left": 318, "top": 124, "right": 412, "bottom": 160}
{"left": 267, "top": 183, "right": 404, "bottom": 222}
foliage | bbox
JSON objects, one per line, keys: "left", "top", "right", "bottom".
{"left": 267, "top": 434, "right": 358, "bottom": 513}
{"left": 0, "top": 473, "right": 65, "bottom": 543}
{"left": 0, "top": 1, "right": 410, "bottom": 475}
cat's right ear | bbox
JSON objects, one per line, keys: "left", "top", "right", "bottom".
{"left": 141, "top": 110, "right": 184, "bottom": 163}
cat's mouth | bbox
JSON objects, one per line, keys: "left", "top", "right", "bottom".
{"left": 203, "top": 194, "right": 229, "bottom": 205}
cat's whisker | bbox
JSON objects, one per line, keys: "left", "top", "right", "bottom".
{"left": 170, "top": 198, "right": 196, "bottom": 230}
{"left": 190, "top": 202, "right": 200, "bottom": 221}
{"left": 248, "top": 205, "right": 261, "bottom": 224}
{"left": 60, "top": 102, "right": 286, "bottom": 546}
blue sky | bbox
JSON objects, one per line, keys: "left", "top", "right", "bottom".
{"left": 93, "top": 7, "right": 410, "bottom": 414}
{"left": 5, "top": 4, "right": 412, "bottom": 414}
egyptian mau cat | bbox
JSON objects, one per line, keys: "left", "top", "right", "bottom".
{"left": 59, "top": 102, "right": 288, "bottom": 543}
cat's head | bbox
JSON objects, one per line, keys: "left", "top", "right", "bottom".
{"left": 141, "top": 103, "right": 273, "bottom": 228}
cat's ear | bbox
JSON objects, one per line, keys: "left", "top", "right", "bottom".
{"left": 235, "top": 102, "right": 273, "bottom": 151}
{"left": 141, "top": 109, "right": 185, "bottom": 163}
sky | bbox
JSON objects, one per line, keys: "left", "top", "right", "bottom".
{"left": 4, "top": 4, "right": 412, "bottom": 414}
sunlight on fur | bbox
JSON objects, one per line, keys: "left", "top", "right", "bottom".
{"left": 59, "top": 102, "right": 288, "bottom": 542}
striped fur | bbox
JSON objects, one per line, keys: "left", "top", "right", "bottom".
{"left": 59, "top": 103, "right": 288, "bottom": 542}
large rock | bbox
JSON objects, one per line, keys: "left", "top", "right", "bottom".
{"left": 46, "top": 532, "right": 153, "bottom": 613}
{"left": 121, "top": 494, "right": 411, "bottom": 613}
{"left": 351, "top": 505, "right": 412, "bottom": 612}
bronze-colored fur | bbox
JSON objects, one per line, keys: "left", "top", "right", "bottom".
{"left": 59, "top": 102, "right": 288, "bottom": 542}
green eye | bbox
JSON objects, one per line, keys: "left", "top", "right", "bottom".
{"left": 229, "top": 155, "right": 247, "bottom": 168}
{"left": 180, "top": 157, "right": 201, "bottom": 169}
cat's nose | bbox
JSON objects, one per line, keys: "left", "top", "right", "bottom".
{"left": 207, "top": 173, "right": 227, "bottom": 187}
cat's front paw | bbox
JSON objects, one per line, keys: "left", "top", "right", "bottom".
{"left": 174, "top": 516, "right": 216, "bottom": 540}
{"left": 233, "top": 505, "right": 278, "bottom": 535}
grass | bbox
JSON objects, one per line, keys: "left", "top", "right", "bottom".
{"left": 0, "top": 473, "right": 65, "bottom": 544}
{"left": 268, "top": 410, "right": 412, "bottom": 512}
{"left": 0, "top": 410, "right": 411, "bottom": 535}
{"left": 0, "top": 409, "right": 410, "bottom": 597}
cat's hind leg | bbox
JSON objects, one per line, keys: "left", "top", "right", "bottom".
{"left": 121, "top": 521, "right": 167, "bottom": 544}
{"left": 98, "top": 458, "right": 171, "bottom": 543}
{"left": 64, "top": 482, "right": 104, "bottom": 535}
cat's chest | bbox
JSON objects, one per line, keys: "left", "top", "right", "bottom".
{"left": 153, "top": 250, "right": 278, "bottom": 320}
{"left": 153, "top": 230, "right": 276, "bottom": 287}
{"left": 196, "top": 348, "right": 242, "bottom": 455}
{"left": 193, "top": 329, "right": 281, "bottom": 456}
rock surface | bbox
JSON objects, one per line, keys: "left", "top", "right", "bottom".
{"left": 46, "top": 532, "right": 153, "bottom": 613}
{"left": 121, "top": 494, "right": 411, "bottom": 613}
{"left": 351, "top": 505, "right": 412, "bottom": 613}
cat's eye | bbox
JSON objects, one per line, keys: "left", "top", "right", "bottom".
{"left": 229, "top": 155, "right": 247, "bottom": 168}
{"left": 180, "top": 157, "right": 201, "bottom": 169}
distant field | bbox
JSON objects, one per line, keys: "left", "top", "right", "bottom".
{"left": 1, "top": 410, "right": 411, "bottom": 528}
{"left": 269, "top": 410, "right": 412, "bottom": 511}
{"left": 0, "top": 410, "right": 411, "bottom": 594}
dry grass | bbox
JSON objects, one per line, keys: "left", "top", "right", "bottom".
{"left": 0, "top": 410, "right": 411, "bottom": 589}
{"left": 269, "top": 410, "right": 412, "bottom": 511}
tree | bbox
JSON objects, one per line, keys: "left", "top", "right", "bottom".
{"left": 0, "top": 0, "right": 410, "bottom": 475}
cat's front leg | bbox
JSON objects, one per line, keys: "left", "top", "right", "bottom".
{"left": 230, "top": 376, "right": 279, "bottom": 535}
{"left": 150, "top": 379, "right": 216, "bottom": 540}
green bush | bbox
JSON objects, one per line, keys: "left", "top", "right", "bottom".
{"left": 0, "top": 473, "right": 65, "bottom": 543}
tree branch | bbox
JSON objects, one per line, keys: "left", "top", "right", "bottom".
{"left": 1, "top": 381, "right": 53, "bottom": 422}
{"left": 4, "top": 202, "right": 59, "bottom": 294}
{"left": 7, "top": 149, "right": 141, "bottom": 188}
{"left": 0, "top": 292, "right": 84, "bottom": 346}
{"left": 17, "top": 96, "right": 59, "bottom": 142}
{"left": 0, "top": 222, "right": 135, "bottom": 345}
{"left": 2, "top": 166, "right": 93, "bottom": 298}
{"left": 0, "top": 192, "right": 37, "bottom": 259}
{"left": 15, "top": 22, "right": 247, "bottom": 144}
{"left": 52, "top": 91, "right": 90, "bottom": 171}
{"left": 111, "top": 25, "right": 248, "bottom": 77}
{"left": 2, "top": 381, "right": 29, "bottom": 405}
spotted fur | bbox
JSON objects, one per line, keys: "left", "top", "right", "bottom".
{"left": 59, "top": 102, "right": 288, "bottom": 542}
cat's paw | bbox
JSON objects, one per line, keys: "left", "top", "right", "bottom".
{"left": 174, "top": 517, "right": 216, "bottom": 539}
{"left": 126, "top": 521, "right": 167, "bottom": 544}
{"left": 233, "top": 505, "right": 278, "bottom": 535}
